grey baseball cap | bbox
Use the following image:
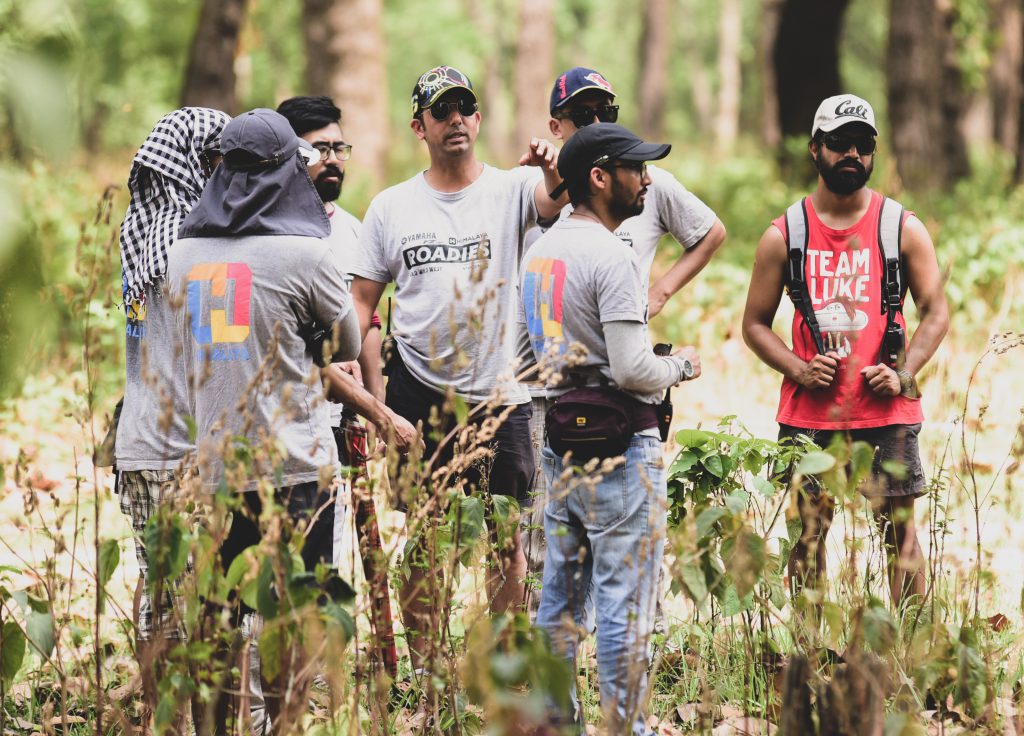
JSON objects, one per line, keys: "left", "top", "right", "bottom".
{"left": 221, "top": 108, "right": 320, "bottom": 169}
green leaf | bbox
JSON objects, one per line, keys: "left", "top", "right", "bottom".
{"left": 259, "top": 625, "right": 285, "bottom": 682}
{"left": 668, "top": 450, "right": 699, "bottom": 477}
{"left": 821, "top": 602, "right": 844, "bottom": 648}
{"left": 12, "top": 590, "right": 54, "bottom": 660}
{"left": 796, "top": 451, "right": 836, "bottom": 476}
{"left": 700, "top": 453, "right": 724, "bottom": 478}
{"left": 719, "top": 583, "right": 754, "bottom": 617}
{"left": 862, "top": 602, "right": 897, "bottom": 654}
{"left": 675, "top": 429, "right": 710, "bottom": 448}
{"left": 695, "top": 507, "right": 727, "bottom": 539}
{"left": 678, "top": 563, "right": 708, "bottom": 606}
{"left": 881, "top": 459, "right": 908, "bottom": 480}
{"left": 0, "top": 621, "right": 26, "bottom": 682}
{"left": 183, "top": 415, "right": 198, "bottom": 444}
{"left": 255, "top": 556, "right": 278, "bottom": 619}
{"left": 849, "top": 440, "right": 875, "bottom": 486}
{"left": 725, "top": 529, "right": 767, "bottom": 598}
{"left": 98, "top": 538, "right": 120, "bottom": 586}
{"left": 450, "top": 394, "right": 469, "bottom": 425}
{"left": 752, "top": 476, "right": 777, "bottom": 498}
{"left": 145, "top": 513, "right": 189, "bottom": 592}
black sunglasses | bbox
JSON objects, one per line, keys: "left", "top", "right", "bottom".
{"left": 426, "top": 97, "right": 478, "bottom": 121}
{"left": 821, "top": 131, "right": 876, "bottom": 155}
{"left": 558, "top": 104, "right": 619, "bottom": 128}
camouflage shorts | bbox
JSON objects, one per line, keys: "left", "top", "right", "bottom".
{"left": 118, "top": 469, "right": 192, "bottom": 641}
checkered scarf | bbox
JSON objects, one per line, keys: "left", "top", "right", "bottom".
{"left": 119, "top": 107, "right": 230, "bottom": 308}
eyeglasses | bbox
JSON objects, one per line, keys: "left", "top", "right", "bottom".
{"left": 558, "top": 104, "right": 619, "bottom": 128}
{"left": 602, "top": 161, "right": 647, "bottom": 177}
{"left": 426, "top": 97, "right": 478, "bottom": 121}
{"left": 312, "top": 142, "right": 353, "bottom": 162}
{"left": 820, "top": 132, "right": 876, "bottom": 155}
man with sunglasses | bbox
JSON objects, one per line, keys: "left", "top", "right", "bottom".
{"left": 520, "top": 67, "right": 726, "bottom": 614}
{"left": 742, "top": 94, "right": 949, "bottom": 608}
{"left": 348, "top": 65, "right": 566, "bottom": 678}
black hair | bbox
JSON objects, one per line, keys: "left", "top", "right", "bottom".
{"left": 566, "top": 175, "right": 593, "bottom": 207}
{"left": 276, "top": 96, "right": 342, "bottom": 136}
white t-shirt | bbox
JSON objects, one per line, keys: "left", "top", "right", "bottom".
{"left": 325, "top": 205, "right": 363, "bottom": 427}
{"left": 351, "top": 165, "right": 540, "bottom": 404}
{"left": 524, "top": 164, "right": 717, "bottom": 282}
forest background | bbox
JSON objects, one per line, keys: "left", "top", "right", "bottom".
{"left": 1, "top": 0, "right": 1024, "bottom": 733}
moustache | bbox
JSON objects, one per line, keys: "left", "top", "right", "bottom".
{"left": 836, "top": 158, "right": 866, "bottom": 174}
{"left": 317, "top": 166, "right": 343, "bottom": 181}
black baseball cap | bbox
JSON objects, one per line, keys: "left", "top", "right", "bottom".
{"left": 221, "top": 108, "right": 319, "bottom": 169}
{"left": 411, "top": 65, "right": 477, "bottom": 117}
{"left": 551, "top": 123, "right": 670, "bottom": 197}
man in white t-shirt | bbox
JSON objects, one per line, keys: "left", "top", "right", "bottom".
{"left": 349, "top": 65, "right": 566, "bottom": 674}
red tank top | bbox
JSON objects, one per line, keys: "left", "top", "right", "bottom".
{"left": 773, "top": 191, "right": 923, "bottom": 430}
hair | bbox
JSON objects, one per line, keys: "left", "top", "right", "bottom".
{"left": 276, "top": 96, "right": 342, "bottom": 136}
{"left": 566, "top": 175, "right": 593, "bottom": 207}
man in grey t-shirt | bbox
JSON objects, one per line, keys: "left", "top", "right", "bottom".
{"left": 167, "top": 108, "right": 360, "bottom": 727}
{"left": 349, "top": 65, "right": 566, "bottom": 674}
{"left": 519, "top": 122, "right": 702, "bottom": 736}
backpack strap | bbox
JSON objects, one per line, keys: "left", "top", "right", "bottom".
{"left": 877, "top": 196, "right": 906, "bottom": 364}
{"left": 783, "top": 198, "right": 827, "bottom": 355}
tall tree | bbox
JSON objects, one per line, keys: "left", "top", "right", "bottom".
{"left": 637, "top": 0, "right": 670, "bottom": 140}
{"left": 773, "top": 0, "right": 850, "bottom": 139}
{"left": 758, "top": 0, "right": 784, "bottom": 147}
{"left": 514, "top": 0, "right": 554, "bottom": 145}
{"left": 990, "top": 0, "right": 1023, "bottom": 152}
{"left": 888, "top": 0, "right": 970, "bottom": 191}
{"left": 465, "top": 0, "right": 516, "bottom": 165}
{"left": 301, "top": 0, "right": 388, "bottom": 188}
{"left": 715, "top": 0, "right": 742, "bottom": 149}
{"left": 181, "top": 0, "right": 247, "bottom": 112}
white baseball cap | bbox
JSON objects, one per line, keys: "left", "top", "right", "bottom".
{"left": 811, "top": 94, "right": 878, "bottom": 137}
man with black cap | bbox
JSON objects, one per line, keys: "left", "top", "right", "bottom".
{"left": 167, "top": 107, "right": 361, "bottom": 728}
{"left": 348, "top": 65, "right": 566, "bottom": 677}
{"left": 742, "top": 94, "right": 948, "bottom": 607}
{"left": 518, "top": 122, "right": 701, "bottom": 735}
{"left": 520, "top": 67, "right": 726, "bottom": 605}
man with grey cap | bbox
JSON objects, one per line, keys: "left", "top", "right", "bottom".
{"left": 517, "top": 122, "right": 701, "bottom": 735}
{"left": 743, "top": 94, "right": 948, "bottom": 607}
{"left": 349, "top": 64, "right": 566, "bottom": 677}
{"left": 167, "top": 107, "right": 360, "bottom": 728}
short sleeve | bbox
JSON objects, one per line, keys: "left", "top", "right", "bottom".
{"left": 594, "top": 250, "right": 646, "bottom": 324}
{"left": 349, "top": 196, "right": 393, "bottom": 283}
{"left": 649, "top": 166, "right": 717, "bottom": 250}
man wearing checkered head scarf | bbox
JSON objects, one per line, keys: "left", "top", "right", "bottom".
{"left": 113, "top": 107, "right": 229, "bottom": 714}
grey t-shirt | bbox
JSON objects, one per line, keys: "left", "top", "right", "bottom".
{"left": 519, "top": 218, "right": 662, "bottom": 404}
{"left": 523, "top": 164, "right": 716, "bottom": 281}
{"left": 115, "top": 281, "right": 194, "bottom": 471}
{"left": 351, "top": 165, "right": 540, "bottom": 404}
{"left": 325, "top": 205, "right": 362, "bottom": 426}
{"left": 167, "top": 234, "right": 354, "bottom": 491}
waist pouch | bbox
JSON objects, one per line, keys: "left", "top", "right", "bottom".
{"left": 545, "top": 387, "right": 659, "bottom": 463}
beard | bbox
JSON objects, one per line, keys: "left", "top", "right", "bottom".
{"left": 609, "top": 176, "right": 646, "bottom": 221}
{"left": 815, "top": 153, "right": 872, "bottom": 195}
{"left": 314, "top": 166, "right": 344, "bottom": 202}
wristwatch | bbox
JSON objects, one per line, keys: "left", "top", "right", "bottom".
{"left": 678, "top": 358, "right": 695, "bottom": 382}
{"left": 897, "top": 368, "right": 920, "bottom": 398}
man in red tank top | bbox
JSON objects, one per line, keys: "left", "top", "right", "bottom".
{"left": 742, "top": 94, "right": 949, "bottom": 607}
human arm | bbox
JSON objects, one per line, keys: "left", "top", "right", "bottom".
{"left": 741, "top": 225, "right": 840, "bottom": 389}
{"left": 603, "top": 321, "right": 699, "bottom": 393}
{"left": 648, "top": 219, "right": 727, "bottom": 318}
{"left": 861, "top": 215, "right": 949, "bottom": 396}
{"left": 322, "top": 365, "right": 419, "bottom": 452}
{"left": 519, "top": 138, "right": 568, "bottom": 220}
{"left": 351, "top": 276, "right": 387, "bottom": 342}
{"left": 357, "top": 326, "right": 385, "bottom": 402}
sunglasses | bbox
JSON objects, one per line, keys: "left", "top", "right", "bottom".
{"left": 426, "top": 97, "right": 478, "bottom": 121}
{"left": 558, "top": 104, "right": 620, "bottom": 128}
{"left": 821, "top": 132, "right": 876, "bottom": 155}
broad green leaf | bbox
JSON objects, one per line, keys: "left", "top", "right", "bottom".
{"left": 668, "top": 450, "right": 699, "bottom": 476}
{"left": 796, "top": 451, "right": 835, "bottom": 476}
{"left": 225, "top": 547, "right": 259, "bottom": 593}
{"left": 724, "top": 490, "right": 747, "bottom": 515}
{"left": 98, "top": 538, "right": 120, "bottom": 586}
{"left": 255, "top": 557, "right": 278, "bottom": 619}
{"left": 675, "top": 429, "right": 709, "bottom": 448}
{"left": 259, "top": 625, "right": 285, "bottom": 682}
{"left": 695, "top": 507, "right": 727, "bottom": 539}
{"left": 450, "top": 395, "right": 469, "bottom": 425}
{"left": 752, "top": 476, "right": 777, "bottom": 498}
{"left": 863, "top": 602, "right": 897, "bottom": 654}
{"left": 821, "top": 602, "right": 844, "bottom": 648}
{"left": 850, "top": 440, "right": 875, "bottom": 486}
{"left": 700, "top": 453, "right": 724, "bottom": 478}
{"left": 0, "top": 621, "right": 26, "bottom": 682}
{"left": 719, "top": 583, "right": 753, "bottom": 617}
{"left": 725, "top": 529, "right": 766, "bottom": 598}
{"left": 12, "top": 590, "right": 54, "bottom": 660}
{"left": 678, "top": 563, "right": 708, "bottom": 606}
{"left": 881, "top": 459, "right": 908, "bottom": 480}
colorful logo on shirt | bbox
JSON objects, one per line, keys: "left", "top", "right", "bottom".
{"left": 126, "top": 298, "right": 146, "bottom": 339}
{"left": 187, "top": 263, "right": 252, "bottom": 345}
{"left": 523, "top": 257, "right": 566, "bottom": 354}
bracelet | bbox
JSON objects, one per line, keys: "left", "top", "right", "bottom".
{"left": 897, "top": 368, "right": 920, "bottom": 398}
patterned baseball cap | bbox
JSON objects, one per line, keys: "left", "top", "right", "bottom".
{"left": 549, "top": 67, "right": 616, "bottom": 116}
{"left": 411, "top": 66, "right": 476, "bottom": 117}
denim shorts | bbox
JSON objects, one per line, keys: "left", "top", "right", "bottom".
{"left": 385, "top": 358, "right": 535, "bottom": 508}
{"left": 779, "top": 422, "right": 926, "bottom": 498}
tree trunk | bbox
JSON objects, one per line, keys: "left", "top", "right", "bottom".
{"left": 715, "top": 0, "right": 742, "bottom": 149}
{"left": 637, "top": 0, "right": 670, "bottom": 140}
{"left": 888, "top": 0, "right": 970, "bottom": 191}
{"left": 301, "top": 0, "right": 388, "bottom": 189}
{"left": 465, "top": 0, "right": 516, "bottom": 165}
{"left": 990, "top": 0, "right": 1023, "bottom": 151}
{"left": 773, "top": 0, "right": 850, "bottom": 139}
{"left": 759, "top": 0, "right": 784, "bottom": 148}
{"left": 514, "top": 0, "right": 554, "bottom": 145}
{"left": 181, "top": 0, "right": 247, "bottom": 113}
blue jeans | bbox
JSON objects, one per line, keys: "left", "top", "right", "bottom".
{"left": 536, "top": 435, "right": 667, "bottom": 736}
